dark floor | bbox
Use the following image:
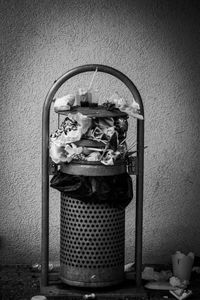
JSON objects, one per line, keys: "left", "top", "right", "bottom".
{"left": 1, "top": 265, "right": 200, "bottom": 300}
{"left": 0, "top": 265, "right": 40, "bottom": 300}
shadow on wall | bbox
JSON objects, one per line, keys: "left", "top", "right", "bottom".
{"left": 144, "top": 222, "right": 199, "bottom": 264}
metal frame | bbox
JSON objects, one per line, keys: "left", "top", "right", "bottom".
{"left": 41, "top": 64, "right": 144, "bottom": 289}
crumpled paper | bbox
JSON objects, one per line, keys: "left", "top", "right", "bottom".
{"left": 50, "top": 112, "right": 92, "bottom": 163}
{"left": 54, "top": 94, "right": 75, "bottom": 112}
{"left": 142, "top": 266, "right": 172, "bottom": 282}
{"left": 50, "top": 141, "right": 83, "bottom": 164}
{"left": 85, "top": 152, "right": 101, "bottom": 162}
{"left": 68, "top": 112, "right": 92, "bottom": 135}
{"left": 49, "top": 139, "right": 68, "bottom": 164}
{"left": 108, "top": 92, "right": 144, "bottom": 120}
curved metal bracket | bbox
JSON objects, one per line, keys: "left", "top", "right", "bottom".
{"left": 41, "top": 64, "right": 144, "bottom": 287}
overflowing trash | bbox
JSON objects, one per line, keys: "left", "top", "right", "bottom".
{"left": 50, "top": 112, "right": 129, "bottom": 165}
{"left": 50, "top": 69, "right": 143, "bottom": 166}
{"left": 49, "top": 71, "right": 143, "bottom": 207}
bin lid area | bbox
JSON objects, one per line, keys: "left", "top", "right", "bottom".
{"left": 57, "top": 105, "right": 128, "bottom": 118}
{"left": 60, "top": 160, "right": 127, "bottom": 176}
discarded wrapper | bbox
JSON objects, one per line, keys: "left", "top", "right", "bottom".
{"left": 108, "top": 92, "right": 143, "bottom": 120}
{"left": 124, "top": 262, "right": 135, "bottom": 272}
{"left": 142, "top": 266, "right": 172, "bottom": 282}
{"left": 54, "top": 94, "right": 75, "bottom": 112}
{"left": 170, "top": 289, "right": 192, "bottom": 300}
{"left": 172, "top": 251, "right": 194, "bottom": 281}
{"left": 32, "top": 262, "right": 54, "bottom": 272}
{"left": 169, "top": 276, "right": 187, "bottom": 289}
{"left": 31, "top": 296, "right": 47, "bottom": 300}
{"left": 145, "top": 281, "right": 177, "bottom": 290}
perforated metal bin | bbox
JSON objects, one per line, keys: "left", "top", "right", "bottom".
{"left": 60, "top": 195, "right": 125, "bottom": 287}
{"left": 58, "top": 107, "right": 128, "bottom": 287}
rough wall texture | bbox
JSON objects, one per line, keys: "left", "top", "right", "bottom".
{"left": 0, "top": 0, "right": 200, "bottom": 265}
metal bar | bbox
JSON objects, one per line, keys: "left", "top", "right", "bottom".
{"left": 41, "top": 95, "right": 50, "bottom": 286}
{"left": 41, "top": 64, "right": 144, "bottom": 288}
{"left": 135, "top": 119, "right": 144, "bottom": 287}
{"left": 44, "top": 65, "right": 144, "bottom": 111}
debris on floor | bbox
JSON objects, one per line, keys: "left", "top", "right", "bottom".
{"left": 169, "top": 289, "right": 192, "bottom": 300}
{"left": 1, "top": 264, "right": 200, "bottom": 299}
{"left": 142, "top": 266, "right": 172, "bottom": 282}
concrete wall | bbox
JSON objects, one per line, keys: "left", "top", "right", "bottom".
{"left": 0, "top": 0, "right": 200, "bottom": 265}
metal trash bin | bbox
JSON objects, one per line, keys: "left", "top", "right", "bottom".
{"left": 41, "top": 64, "right": 145, "bottom": 293}
{"left": 60, "top": 194, "right": 125, "bottom": 287}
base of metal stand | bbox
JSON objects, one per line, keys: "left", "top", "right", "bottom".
{"left": 40, "top": 273, "right": 147, "bottom": 300}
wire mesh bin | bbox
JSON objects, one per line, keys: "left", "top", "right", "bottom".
{"left": 60, "top": 194, "right": 125, "bottom": 287}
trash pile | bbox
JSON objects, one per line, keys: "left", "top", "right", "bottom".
{"left": 50, "top": 68, "right": 143, "bottom": 166}
{"left": 50, "top": 90, "right": 143, "bottom": 166}
{"left": 49, "top": 71, "right": 143, "bottom": 207}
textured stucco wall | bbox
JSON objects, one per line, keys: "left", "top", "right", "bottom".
{"left": 0, "top": 0, "right": 200, "bottom": 265}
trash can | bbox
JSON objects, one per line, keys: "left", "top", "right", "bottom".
{"left": 50, "top": 167, "right": 133, "bottom": 287}
{"left": 60, "top": 194, "right": 125, "bottom": 287}
{"left": 41, "top": 64, "right": 145, "bottom": 291}
{"left": 49, "top": 106, "right": 133, "bottom": 287}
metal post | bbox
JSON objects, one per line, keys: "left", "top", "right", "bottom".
{"left": 41, "top": 95, "right": 50, "bottom": 286}
{"left": 135, "top": 119, "right": 144, "bottom": 287}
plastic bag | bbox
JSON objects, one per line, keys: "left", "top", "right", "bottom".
{"left": 50, "top": 172, "right": 133, "bottom": 208}
{"left": 50, "top": 171, "right": 82, "bottom": 192}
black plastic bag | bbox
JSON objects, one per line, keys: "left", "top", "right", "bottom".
{"left": 50, "top": 171, "right": 82, "bottom": 192}
{"left": 50, "top": 171, "right": 133, "bottom": 208}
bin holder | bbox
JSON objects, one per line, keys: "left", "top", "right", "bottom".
{"left": 41, "top": 64, "right": 144, "bottom": 289}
